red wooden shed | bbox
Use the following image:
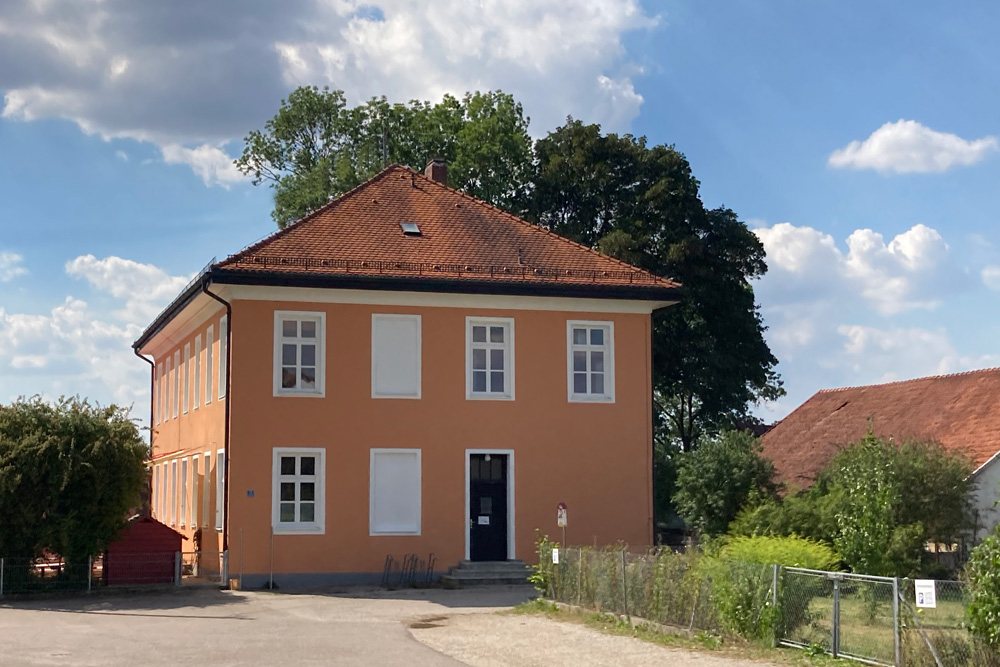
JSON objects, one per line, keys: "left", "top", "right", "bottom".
{"left": 104, "top": 516, "right": 186, "bottom": 586}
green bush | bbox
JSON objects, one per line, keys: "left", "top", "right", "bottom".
{"left": 674, "top": 430, "right": 777, "bottom": 538}
{"left": 716, "top": 535, "right": 839, "bottom": 570}
{"left": 965, "top": 526, "right": 1000, "bottom": 649}
{"left": 704, "top": 536, "right": 840, "bottom": 641}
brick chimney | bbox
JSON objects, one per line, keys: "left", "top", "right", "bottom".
{"left": 424, "top": 157, "right": 447, "bottom": 186}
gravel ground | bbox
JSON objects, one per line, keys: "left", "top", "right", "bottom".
{"left": 410, "top": 612, "right": 780, "bottom": 667}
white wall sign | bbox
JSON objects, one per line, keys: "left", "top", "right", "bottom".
{"left": 915, "top": 580, "right": 936, "bottom": 608}
{"left": 552, "top": 548, "right": 560, "bottom": 564}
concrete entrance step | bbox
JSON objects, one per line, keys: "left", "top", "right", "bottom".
{"left": 440, "top": 560, "right": 531, "bottom": 588}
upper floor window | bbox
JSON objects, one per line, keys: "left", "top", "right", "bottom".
{"left": 193, "top": 335, "right": 202, "bottom": 409}
{"left": 274, "top": 311, "right": 325, "bottom": 396}
{"left": 272, "top": 448, "right": 325, "bottom": 534}
{"left": 371, "top": 314, "right": 421, "bottom": 399}
{"left": 205, "top": 325, "right": 214, "bottom": 405}
{"left": 172, "top": 351, "right": 180, "bottom": 419}
{"left": 466, "top": 317, "right": 514, "bottom": 400}
{"left": 182, "top": 344, "right": 191, "bottom": 414}
{"left": 567, "top": 321, "right": 615, "bottom": 402}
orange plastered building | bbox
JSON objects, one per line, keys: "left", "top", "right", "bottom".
{"left": 133, "top": 162, "right": 680, "bottom": 587}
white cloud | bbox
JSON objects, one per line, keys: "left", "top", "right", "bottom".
{"left": 65, "top": 254, "right": 191, "bottom": 321}
{"left": 160, "top": 144, "right": 246, "bottom": 188}
{"left": 0, "top": 251, "right": 28, "bottom": 282}
{"left": 0, "top": 0, "right": 657, "bottom": 183}
{"left": 0, "top": 256, "right": 189, "bottom": 416}
{"left": 829, "top": 120, "right": 998, "bottom": 174}
{"left": 753, "top": 222, "right": 958, "bottom": 316}
{"left": 115, "top": 149, "right": 128, "bottom": 162}
{"left": 982, "top": 265, "right": 1000, "bottom": 291}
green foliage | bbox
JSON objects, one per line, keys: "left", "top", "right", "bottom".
{"left": 0, "top": 396, "right": 148, "bottom": 562}
{"left": 730, "top": 433, "right": 975, "bottom": 578}
{"left": 715, "top": 536, "right": 840, "bottom": 571}
{"left": 236, "top": 86, "right": 533, "bottom": 226}
{"left": 674, "top": 430, "right": 776, "bottom": 537}
{"left": 965, "top": 526, "right": 1000, "bottom": 648}
{"left": 530, "top": 120, "right": 782, "bottom": 450}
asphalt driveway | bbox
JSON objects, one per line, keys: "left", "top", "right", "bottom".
{"left": 0, "top": 585, "right": 533, "bottom": 667}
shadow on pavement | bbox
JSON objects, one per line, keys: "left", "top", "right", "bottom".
{"left": 0, "top": 587, "right": 252, "bottom": 619}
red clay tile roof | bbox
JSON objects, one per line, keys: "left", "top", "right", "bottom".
{"left": 761, "top": 368, "right": 1000, "bottom": 489}
{"left": 216, "top": 165, "right": 679, "bottom": 291}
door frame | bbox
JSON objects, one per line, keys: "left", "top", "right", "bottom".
{"left": 465, "top": 449, "right": 515, "bottom": 561}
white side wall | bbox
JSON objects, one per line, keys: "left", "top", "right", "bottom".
{"left": 973, "top": 454, "right": 1000, "bottom": 540}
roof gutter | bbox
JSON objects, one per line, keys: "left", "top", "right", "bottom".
{"left": 201, "top": 276, "right": 232, "bottom": 553}
{"left": 211, "top": 269, "right": 683, "bottom": 303}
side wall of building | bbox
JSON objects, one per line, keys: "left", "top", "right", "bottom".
{"left": 225, "top": 296, "right": 655, "bottom": 583}
{"left": 148, "top": 307, "right": 228, "bottom": 553}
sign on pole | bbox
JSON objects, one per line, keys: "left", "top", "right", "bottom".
{"left": 557, "top": 502, "right": 568, "bottom": 527}
{"left": 915, "top": 580, "right": 937, "bottom": 608}
{"left": 552, "top": 548, "right": 560, "bottom": 564}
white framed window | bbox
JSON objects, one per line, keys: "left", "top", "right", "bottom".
{"left": 159, "top": 463, "right": 166, "bottom": 518}
{"left": 182, "top": 344, "right": 190, "bottom": 414}
{"left": 153, "top": 464, "right": 161, "bottom": 518}
{"left": 154, "top": 364, "right": 161, "bottom": 425}
{"left": 193, "top": 335, "right": 202, "bottom": 409}
{"left": 218, "top": 315, "right": 228, "bottom": 400}
{"left": 272, "top": 448, "right": 325, "bottom": 534}
{"left": 170, "top": 460, "right": 177, "bottom": 526}
{"left": 205, "top": 325, "right": 214, "bottom": 405}
{"left": 370, "top": 449, "right": 421, "bottom": 536}
{"left": 466, "top": 317, "right": 514, "bottom": 400}
{"left": 215, "top": 450, "right": 225, "bottom": 531}
{"left": 372, "top": 314, "right": 421, "bottom": 399}
{"left": 191, "top": 455, "right": 200, "bottom": 527}
{"left": 172, "top": 352, "right": 180, "bottom": 419}
{"left": 159, "top": 363, "right": 166, "bottom": 424}
{"left": 274, "top": 311, "right": 325, "bottom": 396}
{"left": 567, "top": 321, "right": 615, "bottom": 402}
{"left": 203, "top": 450, "right": 212, "bottom": 527}
{"left": 180, "top": 458, "right": 188, "bottom": 527}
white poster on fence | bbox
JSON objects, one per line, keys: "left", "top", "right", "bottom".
{"left": 915, "top": 579, "right": 936, "bottom": 608}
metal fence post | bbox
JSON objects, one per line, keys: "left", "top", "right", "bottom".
{"left": 1, "top": 557, "right": 4, "bottom": 597}
{"left": 620, "top": 549, "right": 629, "bottom": 619}
{"left": 577, "top": 548, "right": 583, "bottom": 606}
{"left": 87, "top": 556, "right": 92, "bottom": 593}
{"left": 892, "top": 577, "right": 901, "bottom": 667}
{"left": 222, "top": 550, "right": 229, "bottom": 586}
{"left": 832, "top": 576, "right": 841, "bottom": 658}
{"left": 772, "top": 564, "right": 780, "bottom": 647}
{"left": 174, "top": 551, "right": 181, "bottom": 586}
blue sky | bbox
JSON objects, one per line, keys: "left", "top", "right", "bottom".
{"left": 2, "top": 0, "right": 999, "bottom": 424}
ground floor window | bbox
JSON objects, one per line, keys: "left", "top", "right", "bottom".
{"left": 370, "top": 449, "right": 421, "bottom": 535}
{"left": 272, "top": 448, "right": 325, "bottom": 534}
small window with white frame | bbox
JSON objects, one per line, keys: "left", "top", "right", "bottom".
{"left": 193, "top": 335, "right": 202, "bottom": 409}
{"left": 272, "top": 448, "right": 325, "bottom": 534}
{"left": 466, "top": 317, "right": 514, "bottom": 399}
{"left": 567, "top": 321, "right": 615, "bottom": 402}
{"left": 172, "top": 352, "right": 180, "bottom": 418}
{"left": 205, "top": 325, "right": 214, "bottom": 405}
{"left": 274, "top": 311, "right": 325, "bottom": 396}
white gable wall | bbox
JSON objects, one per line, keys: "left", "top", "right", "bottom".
{"left": 972, "top": 453, "right": 1000, "bottom": 541}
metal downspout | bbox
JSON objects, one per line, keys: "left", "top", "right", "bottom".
{"left": 201, "top": 277, "right": 233, "bottom": 552}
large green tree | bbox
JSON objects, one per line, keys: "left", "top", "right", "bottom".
{"left": 0, "top": 397, "right": 148, "bottom": 562}
{"left": 235, "top": 86, "right": 533, "bottom": 227}
{"left": 529, "top": 119, "right": 782, "bottom": 450}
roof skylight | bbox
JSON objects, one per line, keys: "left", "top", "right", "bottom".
{"left": 400, "top": 222, "right": 422, "bottom": 236}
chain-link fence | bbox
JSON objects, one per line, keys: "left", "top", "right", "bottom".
{"left": 899, "top": 579, "right": 1000, "bottom": 667}
{"left": 537, "top": 544, "right": 1000, "bottom": 667}
{"left": 0, "top": 550, "right": 228, "bottom": 596}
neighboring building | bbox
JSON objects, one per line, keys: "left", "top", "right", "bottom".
{"left": 761, "top": 368, "right": 1000, "bottom": 540}
{"left": 133, "top": 161, "right": 680, "bottom": 587}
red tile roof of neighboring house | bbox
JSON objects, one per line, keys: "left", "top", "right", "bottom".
{"left": 216, "top": 164, "right": 679, "bottom": 291}
{"left": 761, "top": 368, "right": 1000, "bottom": 489}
